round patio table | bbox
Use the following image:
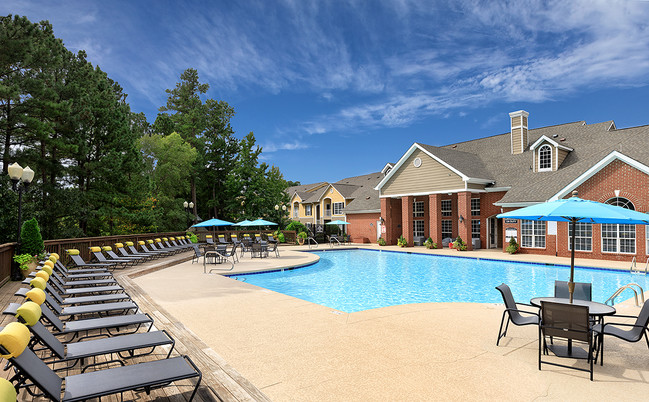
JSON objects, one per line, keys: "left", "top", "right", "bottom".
{"left": 530, "top": 297, "right": 616, "bottom": 317}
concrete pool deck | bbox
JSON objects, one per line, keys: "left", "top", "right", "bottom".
{"left": 134, "top": 245, "right": 649, "bottom": 401}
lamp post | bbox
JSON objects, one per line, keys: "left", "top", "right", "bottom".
{"left": 183, "top": 201, "right": 194, "bottom": 228}
{"left": 275, "top": 204, "right": 287, "bottom": 229}
{"left": 8, "top": 163, "right": 35, "bottom": 280}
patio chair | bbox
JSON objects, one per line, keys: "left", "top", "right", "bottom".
{"left": 594, "top": 299, "right": 649, "bottom": 366}
{"left": 251, "top": 242, "right": 265, "bottom": 258}
{"left": 147, "top": 240, "right": 175, "bottom": 256}
{"left": 495, "top": 283, "right": 540, "bottom": 345}
{"left": 29, "top": 274, "right": 125, "bottom": 299}
{"left": 218, "top": 234, "right": 229, "bottom": 244}
{"left": 165, "top": 237, "right": 192, "bottom": 250}
{"left": 67, "top": 249, "right": 116, "bottom": 270}
{"left": 254, "top": 234, "right": 262, "bottom": 243}
{"left": 16, "top": 286, "right": 131, "bottom": 308}
{"left": 190, "top": 243, "right": 203, "bottom": 264}
{"left": 266, "top": 241, "right": 279, "bottom": 257}
{"left": 4, "top": 301, "right": 153, "bottom": 342}
{"left": 205, "top": 235, "right": 215, "bottom": 245}
{"left": 30, "top": 260, "right": 113, "bottom": 281}
{"left": 16, "top": 287, "right": 137, "bottom": 319}
{"left": 103, "top": 246, "right": 143, "bottom": 265}
{"left": 123, "top": 241, "right": 158, "bottom": 260}
{"left": 0, "top": 322, "right": 202, "bottom": 401}
{"left": 25, "top": 269, "right": 117, "bottom": 289}
{"left": 155, "top": 238, "right": 183, "bottom": 254}
{"left": 139, "top": 240, "right": 171, "bottom": 257}
{"left": 554, "top": 281, "right": 592, "bottom": 301}
{"left": 241, "top": 237, "right": 253, "bottom": 257}
{"left": 539, "top": 301, "right": 595, "bottom": 381}
{"left": 10, "top": 300, "right": 175, "bottom": 370}
{"left": 89, "top": 247, "right": 130, "bottom": 269}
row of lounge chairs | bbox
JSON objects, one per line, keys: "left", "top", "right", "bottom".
{"left": 496, "top": 282, "right": 649, "bottom": 381}
{"left": 0, "top": 250, "right": 203, "bottom": 400}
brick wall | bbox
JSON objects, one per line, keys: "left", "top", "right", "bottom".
{"left": 347, "top": 213, "right": 380, "bottom": 243}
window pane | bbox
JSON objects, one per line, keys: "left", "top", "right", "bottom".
{"left": 471, "top": 199, "right": 480, "bottom": 216}
{"left": 413, "top": 220, "right": 425, "bottom": 238}
{"left": 442, "top": 220, "right": 452, "bottom": 239}
{"left": 413, "top": 201, "right": 424, "bottom": 217}
{"left": 539, "top": 145, "right": 552, "bottom": 170}
{"left": 441, "top": 200, "right": 452, "bottom": 217}
{"left": 471, "top": 219, "right": 480, "bottom": 239}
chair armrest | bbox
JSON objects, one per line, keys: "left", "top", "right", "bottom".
{"left": 515, "top": 302, "right": 537, "bottom": 308}
{"left": 601, "top": 322, "right": 646, "bottom": 330}
{"left": 505, "top": 307, "right": 540, "bottom": 318}
{"left": 606, "top": 313, "right": 638, "bottom": 319}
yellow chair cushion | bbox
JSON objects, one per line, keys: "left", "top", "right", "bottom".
{"left": 40, "top": 265, "right": 53, "bottom": 276}
{"left": 16, "top": 302, "right": 42, "bottom": 326}
{"left": 25, "top": 288, "right": 46, "bottom": 305}
{"left": 206, "top": 235, "right": 213, "bottom": 239}
{"left": 50, "top": 252, "right": 60, "bottom": 260}
{"left": 115, "top": 242, "right": 124, "bottom": 248}
{"left": 67, "top": 249, "right": 80, "bottom": 256}
{"left": 0, "top": 322, "right": 30, "bottom": 358}
{"left": 43, "top": 260, "right": 54, "bottom": 269}
{"left": 49, "top": 255, "right": 58, "bottom": 263}
{"left": 231, "top": 235, "right": 238, "bottom": 238}
{"left": 218, "top": 235, "right": 225, "bottom": 238}
{"left": 90, "top": 246, "right": 101, "bottom": 252}
{"left": 30, "top": 277, "right": 46, "bottom": 290}
{"left": 35, "top": 271, "right": 49, "bottom": 282}
{"left": 147, "top": 240, "right": 154, "bottom": 244}
{"left": 170, "top": 237, "right": 175, "bottom": 241}
{"left": 126, "top": 241, "right": 134, "bottom": 246}
{"left": 102, "top": 246, "right": 112, "bottom": 251}
{"left": 0, "top": 378, "right": 17, "bottom": 400}
{"left": 138, "top": 241, "right": 145, "bottom": 245}
{"left": 163, "top": 237, "right": 168, "bottom": 241}
{"left": 155, "top": 238, "right": 161, "bottom": 242}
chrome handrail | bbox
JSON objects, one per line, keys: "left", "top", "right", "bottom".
{"left": 629, "top": 256, "right": 637, "bottom": 273}
{"left": 606, "top": 283, "right": 645, "bottom": 306}
{"left": 307, "top": 237, "right": 319, "bottom": 249}
{"left": 203, "top": 250, "right": 234, "bottom": 273}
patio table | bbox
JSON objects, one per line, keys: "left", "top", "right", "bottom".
{"left": 531, "top": 297, "right": 615, "bottom": 358}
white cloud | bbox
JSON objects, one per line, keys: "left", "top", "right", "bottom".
{"left": 261, "top": 141, "right": 310, "bottom": 153}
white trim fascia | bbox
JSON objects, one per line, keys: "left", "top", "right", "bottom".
{"left": 529, "top": 135, "right": 573, "bottom": 152}
{"left": 493, "top": 201, "right": 541, "bottom": 207}
{"left": 381, "top": 163, "right": 394, "bottom": 174}
{"left": 290, "top": 192, "right": 302, "bottom": 203}
{"left": 465, "top": 177, "right": 494, "bottom": 184}
{"left": 374, "top": 143, "right": 469, "bottom": 191}
{"left": 379, "top": 188, "right": 474, "bottom": 198}
{"left": 485, "top": 186, "right": 511, "bottom": 192}
{"left": 344, "top": 209, "right": 381, "bottom": 214}
{"left": 550, "top": 151, "right": 649, "bottom": 201}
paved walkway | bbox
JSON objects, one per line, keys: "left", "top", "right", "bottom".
{"left": 134, "top": 245, "right": 649, "bottom": 401}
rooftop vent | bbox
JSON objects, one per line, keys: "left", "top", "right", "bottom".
{"left": 509, "top": 110, "right": 529, "bottom": 155}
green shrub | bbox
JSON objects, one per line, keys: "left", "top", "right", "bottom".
{"left": 297, "top": 232, "right": 308, "bottom": 240}
{"left": 424, "top": 237, "right": 437, "bottom": 249}
{"left": 13, "top": 253, "right": 35, "bottom": 271}
{"left": 377, "top": 237, "right": 386, "bottom": 246}
{"left": 506, "top": 237, "right": 520, "bottom": 254}
{"left": 186, "top": 232, "right": 198, "bottom": 243}
{"left": 397, "top": 235, "right": 408, "bottom": 247}
{"left": 278, "top": 232, "right": 285, "bottom": 242}
{"left": 452, "top": 236, "right": 467, "bottom": 251}
{"left": 20, "top": 218, "right": 44, "bottom": 256}
{"left": 286, "top": 220, "right": 307, "bottom": 234}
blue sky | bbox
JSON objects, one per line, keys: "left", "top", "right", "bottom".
{"left": 3, "top": 1, "right": 649, "bottom": 184}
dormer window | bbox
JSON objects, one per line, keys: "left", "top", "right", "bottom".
{"left": 538, "top": 144, "right": 552, "bottom": 171}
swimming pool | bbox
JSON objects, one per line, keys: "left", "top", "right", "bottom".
{"left": 229, "top": 249, "right": 649, "bottom": 313}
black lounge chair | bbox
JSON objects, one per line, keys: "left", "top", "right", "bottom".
{"left": 554, "top": 280, "right": 592, "bottom": 301}
{"left": 145, "top": 240, "right": 175, "bottom": 257}
{"left": 16, "top": 288, "right": 137, "bottom": 319}
{"left": 17, "top": 286, "right": 131, "bottom": 308}
{"left": 55, "top": 258, "right": 109, "bottom": 275}
{"left": 154, "top": 238, "right": 182, "bottom": 254}
{"left": 205, "top": 235, "right": 215, "bottom": 245}
{"left": 136, "top": 241, "right": 167, "bottom": 258}
{"left": 594, "top": 300, "right": 649, "bottom": 366}
{"left": 103, "top": 246, "right": 143, "bottom": 265}
{"left": 89, "top": 247, "right": 130, "bottom": 269}
{"left": 218, "top": 235, "right": 229, "bottom": 244}
{"left": 495, "top": 283, "right": 540, "bottom": 345}
{"left": 67, "top": 249, "right": 116, "bottom": 270}
{"left": 119, "top": 242, "right": 155, "bottom": 261}
{"left": 539, "top": 301, "right": 595, "bottom": 381}
{"left": 10, "top": 301, "right": 175, "bottom": 370}
{"left": 190, "top": 244, "right": 203, "bottom": 264}
{"left": 4, "top": 302, "right": 153, "bottom": 341}
{"left": 0, "top": 322, "right": 201, "bottom": 401}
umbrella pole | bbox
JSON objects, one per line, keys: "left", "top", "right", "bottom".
{"left": 569, "top": 218, "right": 576, "bottom": 303}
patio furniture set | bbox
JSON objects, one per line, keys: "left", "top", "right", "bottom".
{"left": 496, "top": 282, "right": 649, "bottom": 381}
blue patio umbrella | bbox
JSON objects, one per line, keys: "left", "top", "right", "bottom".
{"left": 497, "top": 191, "right": 649, "bottom": 302}
{"left": 326, "top": 220, "right": 349, "bottom": 225}
{"left": 191, "top": 218, "right": 234, "bottom": 227}
{"left": 234, "top": 220, "right": 252, "bottom": 226}
{"left": 247, "top": 218, "right": 278, "bottom": 226}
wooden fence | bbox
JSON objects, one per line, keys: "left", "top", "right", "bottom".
{"left": 1, "top": 229, "right": 298, "bottom": 283}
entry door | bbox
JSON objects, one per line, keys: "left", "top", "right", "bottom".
{"left": 489, "top": 217, "right": 498, "bottom": 248}
{"left": 316, "top": 205, "right": 320, "bottom": 221}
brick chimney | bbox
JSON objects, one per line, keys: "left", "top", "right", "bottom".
{"left": 509, "top": 110, "right": 529, "bottom": 154}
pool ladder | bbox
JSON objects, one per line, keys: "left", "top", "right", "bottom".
{"left": 629, "top": 257, "right": 649, "bottom": 275}
{"left": 605, "top": 283, "right": 645, "bottom": 306}
{"left": 307, "top": 237, "right": 319, "bottom": 249}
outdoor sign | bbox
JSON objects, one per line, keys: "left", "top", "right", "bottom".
{"left": 504, "top": 219, "right": 518, "bottom": 224}
{"left": 505, "top": 228, "right": 518, "bottom": 243}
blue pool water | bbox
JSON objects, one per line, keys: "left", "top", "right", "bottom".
{"left": 229, "top": 249, "right": 649, "bottom": 313}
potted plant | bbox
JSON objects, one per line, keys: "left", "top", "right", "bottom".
{"left": 297, "top": 231, "right": 308, "bottom": 245}
{"left": 397, "top": 235, "right": 408, "bottom": 247}
{"left": 424, "top": 237, "right": 437, "bottom": 249}
{"left": 377, "top": 237, "right": 386, "bottom": 246}
{"left": 14, "top": 218, "right": 45, "bottom": 278}
{"left": 452, "top": 236, "right": 468, "bottom": 251}
{"left": 506, "top": 237, "right": 520, "bottom": 254}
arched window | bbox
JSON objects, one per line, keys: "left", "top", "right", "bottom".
{"left": 602, "top": 197, "right": 636, "bottom": 253}
{"left": 538, "top": 144, "right": 552, "bottom": 171}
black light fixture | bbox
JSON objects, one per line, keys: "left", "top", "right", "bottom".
{"left": 8, "top": 163, "right": 35, "bottom": 281}
{"left": 183, "top": 200, "right": 195, "bottom": 228}
{"left": 459, "top": 214, "right": 465, "bottom": 223}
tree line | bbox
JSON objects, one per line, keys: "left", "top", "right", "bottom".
{"left": 0, "top": 14, "right": 293, "bottom": 243}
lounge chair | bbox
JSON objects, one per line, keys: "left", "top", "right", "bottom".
{"left": 594, "top": 299, "right": 649, "bottom": 366}
{"left": 119, "top": 241, "right": 155, "bottom": 261}
{"left": 67, "top": 249, "right": 116, "bottom": 270}
{"left": 54, "top": 257, "right": 109, "bottom": 275}
{"left": 29, "top": 274, "right": 125, "bottom": 298}
{"left": 138, "top": 240, "right": 169, "bottom": 258}
{"left": 165, "top": 237, "right": 192, "bottom": 250}
{"left": 4, "top": 302, "right": 153, "bottom": 342}
{"left": 103, "top": 246, "right": 143, "bottom": 265}
{"left": 554, "top": 280, "right": 592, "bottom": 301}
{"left": 155, "top": 238, "right": 183, "bottom": 254}
{"left": 88, "top": 246, "right": 130, "bottom": 269}
{"left": 10, "top": 300, "right": 175, "bottom": 370}
{"left": 16, "top": 287, "right": 137, "bottom": 319}
{"left": 16, "top": 286, "right": 131, "bottom": 307}
{"left": 190, "top": 244, "right": 203, "bottom": 264}
{"left": 146, "top": 239, "right": 175, "bottom": 256}
{"left": 0, "top": 322, "right": 202, "bottom": 401}
{"left": 205, "top": 235, "right": 215, "bottom": 245}
{"left": 495, "top": 283, "right": 540, "bottom": 345}
{"left": 539, "top": 301, "right": 595, "bottom": 380}
{"left": 24, "top": 269, "right": 118, "bottom": 289}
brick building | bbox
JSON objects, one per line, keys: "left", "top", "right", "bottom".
{"left": 376, "top": 110, "right": 649, "bottom": 262}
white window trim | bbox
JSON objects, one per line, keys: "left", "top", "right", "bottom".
{"left": 538, "top": 144, "right": 553, "bottom": 172}
{"left": 305, "top": 205, "right": 312, "bottom": 216}
{"left": 413, "top": 220, "right": 425, "bottom": 238}
{"left": 413, "top": 201, "right": 424, "bottom": 217}
{"left": 602, "top": 224, "right": 636, "bottom": 255}
{"left": 441, "top": 200, "right": 452, "bottom": 217}
{"left": 568, "top": 222, "right": 593, "bottom": 253}
{"left": 471, "top": 198, "right": 480, "bottom": 216}
{"left": 521, "top": 220, "right": 546, "bottom": 249}
{"left": 332, "top": 202, "right": 344, "bottom": 216}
